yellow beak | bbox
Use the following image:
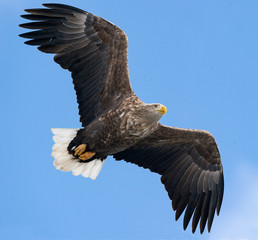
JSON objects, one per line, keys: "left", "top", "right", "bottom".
{"left": 156, "top": 105, "right": 167, "bottom": 115}
{"left": 160, "top": 106, "right": 167, "bottom": 115}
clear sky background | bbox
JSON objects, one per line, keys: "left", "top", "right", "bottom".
{"left": 1, "top": 0, "right": 258, "bottom": 239}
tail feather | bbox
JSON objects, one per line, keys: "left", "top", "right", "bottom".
{"left": 51, "top": 128, "right": 105, "bottom": 180}
{"left": 52, "top": 143, "right": 68, "bottom": 152}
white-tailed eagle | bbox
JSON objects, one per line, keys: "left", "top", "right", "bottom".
{"left": 20, "top": 3, "right": 224, "bottom": 234}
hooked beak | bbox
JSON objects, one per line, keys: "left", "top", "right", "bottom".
{"left": 155, "top": 105, "right": 167, "bottom": 115}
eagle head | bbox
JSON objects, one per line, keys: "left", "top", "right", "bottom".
{"left": 141, "top": 103, "right": 167, "bottom": 123}
{"left": 152, "top": 103, "right": 167, "bottom": 115}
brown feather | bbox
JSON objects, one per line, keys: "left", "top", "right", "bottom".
{"left": 114, "top": 123, "right": 224, "bottom": 233}
{"left": 20, "top": 3, "right": 133, "bottom": 126}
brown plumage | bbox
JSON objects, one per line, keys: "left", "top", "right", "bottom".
{"left": 19, "top": 3, "right": 224, "bottom": 234}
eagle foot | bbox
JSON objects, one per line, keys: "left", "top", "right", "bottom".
{"left": 78, "top": 151, "right": 96, "bottom": 161}
{"left": 74, "top": 144, "right": 87, "bottom": 156}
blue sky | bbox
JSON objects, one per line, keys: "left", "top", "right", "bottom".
{"left": 1, "top": 0, "right": 258, "bottom": 239}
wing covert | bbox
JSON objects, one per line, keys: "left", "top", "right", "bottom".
{"left": 113, "top": 124, "right": 224, "bottom": 234}
{"left": 20, "top": 3, "right": 133, "bottom": 126}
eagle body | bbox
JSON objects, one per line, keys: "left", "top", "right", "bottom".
{"left": 68, "top": 94, "right": 161, "bottom": 157}
{"left": 20, "top": 3, "right": 224, "bottom": 234}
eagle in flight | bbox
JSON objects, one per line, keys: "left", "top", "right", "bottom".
{"left": 20, "top": 3, "right": 224, "bottom": 234}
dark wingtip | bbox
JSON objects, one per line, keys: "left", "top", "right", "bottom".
{"left": 20, "top": 14, "right": 35, "bottom": 20}
{"left": 183, "top": 200, "right": 197, "bottom": 231}
{"left": 20, "top": 14, "right": 28, "bottom": 19}
{"left": 216, "top": 200, "right": 222, "bottom": 216}
{"left": 42, "top": 3, "right": 86, "bottom": 14}
{"left": 18, "top": 32, "right": 31, "bottom": 39}
{"left": 19, "top": 23, "right": 28, "bottom": 29}
{"left": 216, "top": 188, "right": 224, "bottom": 215}
{"left": 183, "top": 222, "right": 188, "bottom": 230}
{"left": 24, "top": 9, "right": 32, "bottom": 13}
{"left": 19, "top": 32, "right": 26, "bottom": 38}
{"left": 192, "top": 225, "right": 197, "bottom": 234}
{"left": 216, "top": 174, "right": 224, "bottom": 215}
{"left": 42, "top": 3, "right": 54, "bottom": 7}
{"left": 175, "top": 210, "right": 181, "bottom": 221}
{"left": 191, "top": 193, "right": 205, "bottom": 234}
{"left": 199, "top": 223, "right": 205, "bottom": 234}
{"left": 25, "top": 40, "right": 37, "bottom": 46}
{"left": 42, "top": 3, "right": 65, "bottom": 7}
{"left": 199, "top": 221, "right": 205, "bottom": 234}
{"left": 183, "top": 218, "right": 190, "bottom": 230}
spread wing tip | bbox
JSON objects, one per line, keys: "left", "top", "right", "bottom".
{"left": 42, "top": 3, "right": 86, "bottom": 13}
{"left": 179, "top": 171, "right": 224, "bottom": 234}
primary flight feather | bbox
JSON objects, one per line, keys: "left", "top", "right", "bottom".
{"left": 19, "top": 3, "right": 224, "bottom": 234}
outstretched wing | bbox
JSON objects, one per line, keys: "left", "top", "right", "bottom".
{"left": 113, "top": 124, "right": 224, "bottom": 234}
{"left": 20, "top": 3, "right": 133, "bottom": 126}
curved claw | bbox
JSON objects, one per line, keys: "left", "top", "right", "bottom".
{"left": 79, "top": 151, "right": 96, "bottom": 161}
{"left": 74, "top": 144, "right": 87, "bottom": 156}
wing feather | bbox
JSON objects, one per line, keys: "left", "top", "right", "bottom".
{"left": 113, "top": 124, "right": 224, "bottom": 233}
{"left": 20, "top": 3, "right": 133, "bottom": 126}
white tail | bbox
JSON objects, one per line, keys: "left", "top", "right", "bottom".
{"left": 51, "top": 128, "right": 105, "bottom": 180}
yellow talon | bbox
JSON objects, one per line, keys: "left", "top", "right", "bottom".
{"left": 79, "top": 151, "right": 96, "bottom": 161}
{"left": 74, "top": 144, "right": 87, "bottom": 156}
